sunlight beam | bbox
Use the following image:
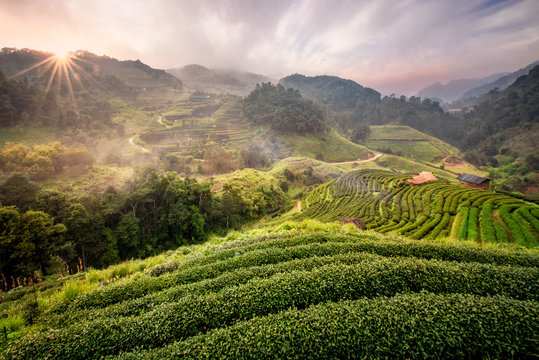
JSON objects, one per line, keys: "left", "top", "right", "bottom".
{"left": 35, "top": 59, "right": 56, "bottom": 79}
{"left": 62, "top": 60, "right": 78, "bottom": 113}
{"left": 64, "top": 60, "right": 86, "bottom": 91}
{"left": 9, "top": 56, "right": 56, "bottom": 79}
{"left": 69, "top": 60, "right": 103, "bottom": 88}
{"left": 55, "top": 59, "right": 64, "bottom": 95}
{"left": 43, "top": 62, "right": 60, "bottom": 100}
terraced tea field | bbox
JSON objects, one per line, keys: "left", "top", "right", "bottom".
{"left": 295, "top": 170, "right": 539, "bottom": 247}
{"left": 2, "top": 229, "right": 538, "bottom": 359}
{"left": 140, "top": 97, "right": 251, "bottom": 154}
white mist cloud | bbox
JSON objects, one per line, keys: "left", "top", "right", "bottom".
{"left": 0, "top": 0, "right": 538, "bottom": 94}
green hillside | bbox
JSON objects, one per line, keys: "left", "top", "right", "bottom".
{"left": 0, "top": 127, "right": 59, "bottom": 147}
{"left": 279, "top": 129, "right": 371, "bottom": 162}
{"left": 294, "top": 170, "right": 539, "bottom": 247}
{"left": 1, "top": 222, "right": 538, "bottom": 359}
{"left": 367, "top": 125, "right": 459, "bottom": 162}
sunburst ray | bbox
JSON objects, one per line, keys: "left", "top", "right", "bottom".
{"left": 9, "top": 56, "right": 56, "bottom": 79}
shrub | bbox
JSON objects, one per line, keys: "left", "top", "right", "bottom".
{"left": 118, "top": 293, "right": 539, "bottom": 360}
{"left": 7, "top": 258, "right": 538, "bottom": 360}
{"left": 479, "top": 204, "right": 496, "bottom": 243}
{"left": 149, "top": 262, "right": 180, "bottom": 277}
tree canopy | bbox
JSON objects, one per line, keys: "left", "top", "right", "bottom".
{"left": 242, "top": 83, "right": 327, "bottom": 134}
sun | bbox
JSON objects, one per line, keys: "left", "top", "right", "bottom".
{"left": 54, "top": 52, "right": 71, "bottom": 62}
{"left": 8, "top": 50, "right": 98, "bottom": 114}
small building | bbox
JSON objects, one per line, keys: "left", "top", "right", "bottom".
{"left": 457, "top": 173, "right": 490, "bottom": 190}
{"left": 339, "top": 218, "right": 366, "bottom": 229}
{"left": 407, "top": 171, "right": 438, "bottom": 186}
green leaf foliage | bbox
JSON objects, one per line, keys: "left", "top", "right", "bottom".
{"left": 242, "top": 83, "right": 327, "bottom": 134}
{"left": 114, "top": 292, "right": 538, "bottom": 360}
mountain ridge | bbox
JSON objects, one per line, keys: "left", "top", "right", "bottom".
{"left": 0, "top": 47, "right": 182, "bottom": 91}
{"left": 417, "top": 72, "right": 508, "bottom": 103}
{"left": 167, "top": 64, "right": 272, "bottom": 95}
{"left": 458, "top": 60, "right": 539, "bottom": 101}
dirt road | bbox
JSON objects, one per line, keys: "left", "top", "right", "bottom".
{"left": 330, "top": 153, "right": 382, "bottom": 165}
{"left": 129, "top": 136, "right": 150, "bottom": 153}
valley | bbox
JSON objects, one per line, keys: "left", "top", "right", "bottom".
{"left": 0, "top": 47, "right": 538, "bottom": 359}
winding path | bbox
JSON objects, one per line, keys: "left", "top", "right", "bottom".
{"left": 129, "top": 136, "right": 150, "bottom": 153}
{"left": 157, "top": 115, "right": 171, "bottom": 129}
{"left": 330, "top": 153, "right": 382, "bottom": 165}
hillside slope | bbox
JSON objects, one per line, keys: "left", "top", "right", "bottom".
{"left": 1, "top": 222, "right": 538, "bottom": 359}
{"left": 294, "top": 170, "right": 539, "bottom": 247}
{"left": 366, "top": 125, "right": 460, "bottom": 163}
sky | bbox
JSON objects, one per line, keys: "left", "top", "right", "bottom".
{"left": 1, "top": 0, "right": 539, "bottom": 95}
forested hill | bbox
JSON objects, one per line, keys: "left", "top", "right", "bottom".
{"left": 279, "top": 71, "right": 538, "bottom": 167}
{"left": 279, "top": 74, "right": 380, "bottom": 110}
{"left": 279, "top": 73, "right": 450, "bottom": 140}
{"left": 242, "top": 82, "right": 328, "bottom": 134}
{"left": 0, "top": 48, "right": 182, "bottom": 91}
{"left": 0, "top": 68, "right": 115, "bottom": 130}
{"left": 74, "top": 51, "right": 182, "bottom": 90}
{"left": 456, "top": 64, "right": 539, "bottom": 170}
{"left": 0, "top": 70, "right": 52, "bottom": 127}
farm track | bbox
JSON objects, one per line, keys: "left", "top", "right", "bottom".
{"left": 330, "top": 153, "right": 382, "bottom": 165}
{"left": 128, "top": 136, "right": 150, "bottom": 153}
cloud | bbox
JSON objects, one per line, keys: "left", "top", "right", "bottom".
{"left": 0, "top": 0, "right": 538, "bottom": 94}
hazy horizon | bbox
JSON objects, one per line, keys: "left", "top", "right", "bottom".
{"left": 1, "top": 0, "right": 539, "bottom": 95}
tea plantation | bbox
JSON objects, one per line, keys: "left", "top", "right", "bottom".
{"left": 295, "top": 170, "right": 539, "bottom": 247}
{"left": 1, "top": 224, "right": 538, "bottom": 359}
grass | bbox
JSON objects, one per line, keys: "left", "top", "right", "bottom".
{"left": 43, "top": 165, "right": 134, "bottom": 195}
{"left": 110, "top": 99, "right": 153, "bottom": 127}
{"left": 0, "top": 315, "right": 25, "bottom": 333}
{"left": 369, "top": 125, "right": 459, "bottom": 153}
{"left": 269, "top": 157, "right": 346, "bottom": 178}
{"left": 279, "top": 129, "right": 371, "bottom": 162}
{"left": 210, "top": 168, "right": 283, "bottom": 198}
{"left": 366, "top": 125, "right": 460, "bottom": 164}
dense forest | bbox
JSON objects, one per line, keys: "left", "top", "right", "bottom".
{"left": 280, "top": 74, "right": 381, "bottom": 110}
{"left": 457, "top": 66, "right": 539, "bottom": 166}
{"left": 0, "top": 70, "right": 56, "bottom": 127}
{"left": 0, "top": 69, "right": 118, "bottom": 132}
{"left": 242, "top": 83, "right": 328, "bottom": 133}
{"left": 0, "top": 163, "right": 285, "bottom": 282}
